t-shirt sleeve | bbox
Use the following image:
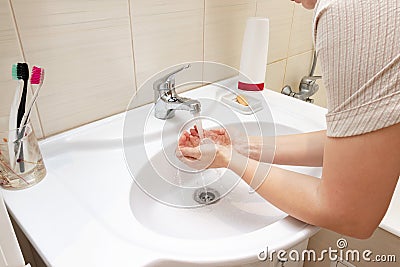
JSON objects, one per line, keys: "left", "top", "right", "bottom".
{"left": 313, "top": 0, "right": 400, "bottom": 137}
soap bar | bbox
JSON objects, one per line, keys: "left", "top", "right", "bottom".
{"left": 221, "top": 93, "right": 263, "bottom": 115}
{"left": 236, "top": 95, "right": 249, "bottom": 106}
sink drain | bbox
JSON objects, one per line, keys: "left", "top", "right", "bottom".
{"left": 193, "top": 187, "right": 220, "bottom": 205}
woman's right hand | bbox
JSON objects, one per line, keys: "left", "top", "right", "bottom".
{"left": 178, "top": 126, "right": 267, "bottom": 162}
{"left": 177, "top": 126, "right": 233, "bottom": 169}
{"left": 179, "top": 125, "right": 231, "bottom": 147}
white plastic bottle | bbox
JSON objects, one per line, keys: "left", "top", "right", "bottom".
{"left": 238, "top": 17, "right": 269, "bottom": 92}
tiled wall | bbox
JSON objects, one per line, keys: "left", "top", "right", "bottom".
{"left": 0, "top": 0, "right": 326, "bottom": 138}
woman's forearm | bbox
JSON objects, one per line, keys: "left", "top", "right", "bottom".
{"left": 228, "top": 153, "right": 332, "bottom": 234}
{"left": 244, "top": 130, "right": 326, "bottom": 167}
{"left": 228, "top": 123, "right": 400, "bottom": 239}
{"left": 274, "top": 130, "right": 326, "bottom": 166}
{"left": 229, "top": 153, "right": 322, "bottom": 220}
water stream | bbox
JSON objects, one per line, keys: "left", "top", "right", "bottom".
{"left": 192, "top": 111, "right": 204, "bottom": 140}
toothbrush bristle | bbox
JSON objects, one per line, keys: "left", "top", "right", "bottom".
{"left": 12, "top": 64, "right": 18, "bottom": 80}
{"left": 17, "top": 63, "right": 29, "bottom": 80}
{"left": 31, "top": 66, "right": 43, "bottom": 84}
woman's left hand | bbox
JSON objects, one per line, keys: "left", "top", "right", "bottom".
{"left": 177, "top": 126, "right": 232, "bottom": 169}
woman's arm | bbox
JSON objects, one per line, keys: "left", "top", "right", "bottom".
{"left": 241, "top": 130, "right": 326, "bottom": 166}
{"left": 180, "top": 127, "right": 326, "bottom": 167}
{"left": 229, "top": 123, "right": 400, "bottom": 239}
{"left": 179, "top": 123, "right": 400, "bottom": 238}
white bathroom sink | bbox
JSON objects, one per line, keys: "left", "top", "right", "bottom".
{"left": 130, "top": 122, "right": 296, "bottom": 240}
{"left": 1, "top": 78, "right": 328, "bottom": 266}
{"left": 121, "top": 79, "right": 325, "bottom": 265}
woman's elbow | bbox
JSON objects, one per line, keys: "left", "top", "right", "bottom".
{"left": 340, "top": 222, "right": 377, "bottom": 239}
{"left": 317, "top": 208, "right": 380, "bottom": 239}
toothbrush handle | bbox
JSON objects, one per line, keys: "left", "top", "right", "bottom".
{"left": 15, "top": 82, "right": 43, "bottom": 173}
{"left": 17, "top": 81, "right": 28, "bottom": 128}
{"left": 14, "top": 127, "right": 25, "bottom": 173}
{"left": 20, "top": 83, "right": 42, "bottom": 128}
{"left": 18, "top": 142, "right": 25, "bottom": 173}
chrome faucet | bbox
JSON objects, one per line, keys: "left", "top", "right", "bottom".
{"left": 153, "top": 64, "right": 201, "bottom": 119}
{"left": 281, "top": 51, "right": 321, "bottom": 103}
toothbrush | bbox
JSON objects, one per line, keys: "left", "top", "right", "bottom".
{"left": 8, "top": 64, "right": 25, "bottom": 169}
{"left": 14, "top": 66, "right": 45, "bottom": 171}
{"left": 14, "top": 63, "right": 29, "bottom": 172}
{"left": 20, "top": 66, "right": 44, "bottom": 128}
{"left": 16, "top": 63, "right": 29, "bottom": 128}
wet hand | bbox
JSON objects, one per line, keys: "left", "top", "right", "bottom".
{"left": 178, "top": 126, "right": 231, "bottom": 148}
{"left": 177, "top": 126, "right": 232, "bottom": 169}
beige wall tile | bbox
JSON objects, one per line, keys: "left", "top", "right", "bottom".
{"left": 207, "top": 0, "right": 256, "bottom": 8}
{"left": 131, "top": 0, "right": 203, "bottom": 17}
{"left": 204, "top": 0, "right": 256, "bottom": 82}
{"left": 288, "top": 4, "right": 314, "bottom": 57}
{"left": 0, "top": 2, "right": 17, "bottom": 129}
{"left": 1, "top": 0, "right": 324, "bottom": 137}
{"left": 12, "top": 0, "right": 136, "bottom": 137}
{"left": 284, "top": 50, "right": 313, "bottom": 91}
{"left": 130, "top": 0, "right": 204, "bottom": 108}
{"left": 256, "top": 0, "right": 295, "bottom": 64}
{"left": 0, "top": 0, "right": 22, "bottom": 121}
{"left": 265, "top": 59, "right": 286, "bottom": 93}
{"left": 132, "top": 10, "right": 203, "bottom": 84}
{"left": 0, "top": 0, "right": 43, "bottom": 138}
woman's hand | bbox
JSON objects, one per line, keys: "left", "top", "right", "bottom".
{"left": 177, "top": 126, "right": 232, "bottom": 169}
{"left": 179, "top": 125, "right": 231, "bottom": 147}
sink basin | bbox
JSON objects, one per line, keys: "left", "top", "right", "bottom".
{"left": 121, "top": 84, "right": 325, "bottom": 265}
{"left": 130, "top": 121, "right": 300, "bottom": 240}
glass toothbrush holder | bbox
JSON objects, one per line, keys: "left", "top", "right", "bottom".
{"left": 0, "top": 122, "right": 46, "bottom": 190}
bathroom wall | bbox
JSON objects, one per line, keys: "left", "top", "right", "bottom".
{"left": 0, "top": 0, "right": 326, "bottom": 139}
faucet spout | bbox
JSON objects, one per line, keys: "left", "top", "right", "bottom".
{"left": 154, "top": 95, "right": 200, "bottom": 119}
{"left": 153, "top": 65, "right": 201, "bottom": 119}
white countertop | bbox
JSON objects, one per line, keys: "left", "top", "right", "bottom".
{"left": 2, "top": 79, "right": 399, "bottom": 266}
{"left": 381, "top": 181, "right": 400, "bottom": 237}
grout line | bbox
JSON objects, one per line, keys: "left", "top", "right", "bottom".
{"left": 282, "top": 58, "right": 289, "bottom": 88}
{"left": 127, "top": 0, "right": 139, "bottom": 93}
{"left": 282, "top": 3, "right": 296, "bottom": 89}
{"left": 8, "top": 0, "right": 46, "bottom": 138}
{"left": 289, "top": 49, "right": 314, "bottom": 58}
{"left": 269, "top": 58, "right": 290, "bottom": 65}
{"left": 286, "top": 3, "right": 296, "bottom": 59}
{"left": 8, "top": 0, "right": 25, "bottom": 61}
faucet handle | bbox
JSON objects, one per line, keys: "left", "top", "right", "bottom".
{"left": 300, "top": 75, "right": 322, "bottom": 84}
{"left": 153, "top": 64, "right": 191, "bottom": 91}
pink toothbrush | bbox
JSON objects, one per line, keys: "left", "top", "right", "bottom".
{"left": 20, "top": 66, "right": 45, "bottom": 127}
